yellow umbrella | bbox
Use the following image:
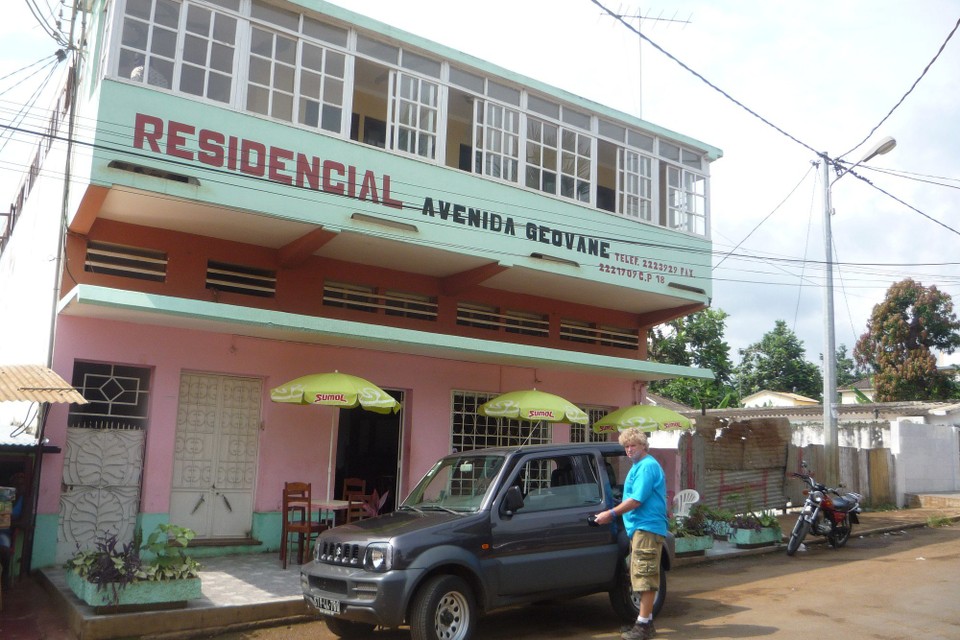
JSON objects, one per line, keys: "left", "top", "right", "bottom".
{"left": 270, "top": 371, "right": 401, "bottom": 413}
{"left": 478, "top": 389, "right": 588, "bottom": 424}
{"left": 270, "top": 371, "right": 401, "bottom": 499}
{"left": 592, "top": 404, "right": 692, "bottom": 434}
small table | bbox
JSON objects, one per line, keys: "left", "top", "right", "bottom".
{"left": 311, "top": 499, "right": 350, "bottom": 527}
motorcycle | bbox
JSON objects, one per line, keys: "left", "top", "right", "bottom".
{"left": 786, "top": 461, "right": 863, "bottom": 556}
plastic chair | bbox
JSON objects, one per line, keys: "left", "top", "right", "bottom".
{"left": 281, "top": 482, "right": 326, "bottom": 569}
{"left": 672, "top": 489, "right": 700, "bottom": 519}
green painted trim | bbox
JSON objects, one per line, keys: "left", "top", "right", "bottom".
{"left": 31, "top": 513, "right": 59, "bottom": 569}
{"left": 59, "top": 285, "right": 714, "bottom": 381}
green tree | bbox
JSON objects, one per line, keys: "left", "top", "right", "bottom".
{"left": 834, "top": 343, "right": 862, "bottom": 389}
{"left": 649, "top": 308, "right": 736, "bottom": 409}
{"left": 735, "top": 320, "right": 823, "bottom": 400}
{"left": 854, "top": 278, "right": 960, "bottom": 401}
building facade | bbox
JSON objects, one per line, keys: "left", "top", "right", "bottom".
{"left": 0, "top": 0, "right": 720, "bottom": 569}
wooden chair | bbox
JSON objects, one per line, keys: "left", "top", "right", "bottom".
{"left": 281, "top": 482, "right": 326, "bottom": 569}
{"left": 342, "top": 477, "right": 366, "bottom": 497}
{"left": 344, "top": 491, "right": 369, "bottom": 523}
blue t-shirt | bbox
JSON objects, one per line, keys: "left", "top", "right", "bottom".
{"left": 621, "top": 454, "right": 667, "bottom": 537}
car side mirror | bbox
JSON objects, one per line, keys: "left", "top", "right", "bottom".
{"left": 500, "top": 485, "right": 524, "bottom": 517}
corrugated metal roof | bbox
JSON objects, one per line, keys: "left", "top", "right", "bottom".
{"left": 0, "top": 364, "right": 88, "bottom": 404}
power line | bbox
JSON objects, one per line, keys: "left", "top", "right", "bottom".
{"left": 590, "top": 0, "right": 821, "bottom": 157}
{"left": 838, "top": 15, "right": 960, "bottom": 160}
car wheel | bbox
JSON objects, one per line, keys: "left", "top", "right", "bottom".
{"left": 410, "top": 574, "right": 476, "bottom": 640}
{"left": 609, "top": 555, "right": 668, "bottom": 622}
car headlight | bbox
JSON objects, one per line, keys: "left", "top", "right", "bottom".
{"left": 364, "top": 542, "right": 393, "bottom": 572}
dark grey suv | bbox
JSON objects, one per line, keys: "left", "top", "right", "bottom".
{"left": 300, "top": 442, "right": 674, "bottom": 640}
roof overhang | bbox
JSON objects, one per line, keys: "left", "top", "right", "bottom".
{"left": 0, "top": 364, "right": 87, "bottom": 405}
{"left": 58, "top": 285, "right": 714, "bottom": 382}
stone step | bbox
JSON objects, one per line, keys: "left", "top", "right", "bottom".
{"left": 905, "top": 492, "right": 960, "bottom": 509}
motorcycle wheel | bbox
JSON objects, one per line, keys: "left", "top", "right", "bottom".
{"left": 786, "top": 518, "right": 810, "bottom": 556}
{"left": 828, "top": 515, "right": 852, "bottom": 548}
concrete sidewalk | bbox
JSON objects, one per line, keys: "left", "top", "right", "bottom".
{"left": 2, "top": 499, "right": 959, "bottom": 640}
{"left": 676, "top": 500, "right": 960, "bottom": 567}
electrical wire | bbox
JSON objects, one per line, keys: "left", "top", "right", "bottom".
{"left": 589, "top": 0, "right": 821, "bottom": 157}
{"left": 838, "top": 15, "right": 960, "bottom": 160}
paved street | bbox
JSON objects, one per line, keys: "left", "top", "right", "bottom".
{"left": 201, "top": 524, "right": 960, "bottom": 640}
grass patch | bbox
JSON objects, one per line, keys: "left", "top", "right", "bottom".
{"left": 926, "top": 514, "right": 954, "bottom": 528}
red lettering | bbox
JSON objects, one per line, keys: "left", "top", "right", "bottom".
{"left": 358, "top": 169, "right": 379, "bottom": 203}
{"left": 314, "top": 393, "right": 347, "bottom": 402}
{"left": 323, "top": 160, "right": 345, "bottom": 195}
{"left": 240, "top": 140, "right": 266, "bottom": 176}
{"left": 347, "top": 165, "right": 357, "bottom": 199}
{"left": 198, "top": 129, "right": 225, "bottom": 166}
{"left": 227, "top": 136, "right": 239, "bottom": 171}
{"left": 381, "top": 175, "right": 402, "bottom": 209}
{"left": 134, "top": 113, "right": 163, "bottom": 152}
{"left": 268, "top": 147, "right": 294, "bottom": 185}
{"left": 166, "top": 120, "right": 194, "bottom": 160}
{"left": 297, "top": 153, "right": 320, "bottom": 190}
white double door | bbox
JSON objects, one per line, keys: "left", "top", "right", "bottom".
{"left": 169, "top": 373, "right": 261, "bottom": 539}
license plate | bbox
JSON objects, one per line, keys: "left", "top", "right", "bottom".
{"left": 309, "top": 595, "right": 341, "bottom": 615}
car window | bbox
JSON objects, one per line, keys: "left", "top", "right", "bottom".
{"left": 603, "top": 452, "right": 631, "bottom": 502}
{"left": 511, "top": 454, "right": 603, "bottom": 513}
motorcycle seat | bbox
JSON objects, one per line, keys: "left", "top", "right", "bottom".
{"left": 831, "top": 495, "right": 859, "bottom": 511}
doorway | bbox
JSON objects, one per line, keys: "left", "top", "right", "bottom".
{"left": 334, "top": 390, "right": 403, "bottom": 514}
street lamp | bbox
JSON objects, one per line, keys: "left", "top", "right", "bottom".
{"left": 821, "top": 136, "right": 896, "bottom": 487}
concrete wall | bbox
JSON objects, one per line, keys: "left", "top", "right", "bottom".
{"left": 891, "top": 418, "right": 960, "bottom": 505}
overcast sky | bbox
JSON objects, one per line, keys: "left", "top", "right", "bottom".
{"left": 2, "top": 0, "right": 959, "bottom": 369}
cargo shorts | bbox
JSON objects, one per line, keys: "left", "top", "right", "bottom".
{"left": 630, "top": 529, "right": 664, "bottom": 592}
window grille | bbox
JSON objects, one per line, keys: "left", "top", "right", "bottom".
{"left": 206, "top": 261, "right": 276, "bottom": 297}
{"left": 559, "top": 320, "right": 639, "bottom": 350}
{"left": 451, "top": 391, "right": 548, "bottom": 453}
{"left": 323, "top": 282, "right": 437, "bottom": 320}
{"left": 572, "top": 406, "right": 613, "bottom": 443}
{"left": 85, "top": 241, "right": 167, "bottom": 283}
{"left": 68, "top": 362, "right": 151, "bottom": 431}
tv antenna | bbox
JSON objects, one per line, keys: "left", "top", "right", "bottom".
{"left": 603, "top": 5, "right": 693, "bottom": 119}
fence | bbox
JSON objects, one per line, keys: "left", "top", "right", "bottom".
{"left": 677, "top": 415, "right": 894, "bottom": 512}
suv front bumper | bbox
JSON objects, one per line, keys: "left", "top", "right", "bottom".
{"left": 301, "top": 560, "right": 425, "bottom": 628}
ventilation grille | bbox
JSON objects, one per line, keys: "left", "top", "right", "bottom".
{"left": 560, "top": 320, "right": 639, "bottom": 350}
{"left": 206, "top": 261, "right": 276, "bottom": 298}
{"left": 108, "top": 160, "right": 199, "bottom": 185}
{"left": 85, "top": 241, "right": 167, "bottom": 282}
{"left": 324, "top": 282, "right": 437, "bottom": 321}
{"left": 456, "top": 304, "right": 549, "bottom": 337}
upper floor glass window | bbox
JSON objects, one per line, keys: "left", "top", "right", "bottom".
{"left": 119, "top": 0, "right": 238, "bottom": 102}
{"left": 393, "top": 72, "right": 439, "bottom": 159}
{"left": 109, "top": 0, "right": 711, "bottom": 237}
{"left": 666, "top": 165, "right": 706, "bottom": 235}
{"left": 475, "top": 100, "right": 520, "bottom": 182}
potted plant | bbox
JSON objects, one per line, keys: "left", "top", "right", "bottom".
{"left": 671, "top": 503, "right": 714, "bottom": 556}
{"left": 65, "top": 523, "right": 202, "bottom": 612}
{"left": 728, "top": 510, "right": 783, "bottom": 548}
{"left": 699, "top": 504, "right": 735, "bottom": 540}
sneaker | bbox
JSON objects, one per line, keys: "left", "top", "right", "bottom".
{"left": 621, "top": 620, "right": 655, "bottom": 640}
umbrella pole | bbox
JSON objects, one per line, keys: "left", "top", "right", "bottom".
{"left": 327, "top": 410, "right": 335, "bottom": 501}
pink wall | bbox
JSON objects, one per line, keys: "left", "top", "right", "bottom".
{"left": 42, "top": 315, "right": 641, "bottom": 518}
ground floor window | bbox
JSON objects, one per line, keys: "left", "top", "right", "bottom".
{"left": 68, "top": 362, "right": 151, "bottom": 430}
{"left": 451, "top": 391, "right": 549, "bottom": 452}
{"left": 571, "top": 406, "right": 613, "bottom": 443}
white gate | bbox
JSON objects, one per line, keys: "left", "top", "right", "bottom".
{"left": 169, "top": 373, "right": 261, "bottom": 539}
{"left": 58, "top": 427, "right": 146, "bottom": 563}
